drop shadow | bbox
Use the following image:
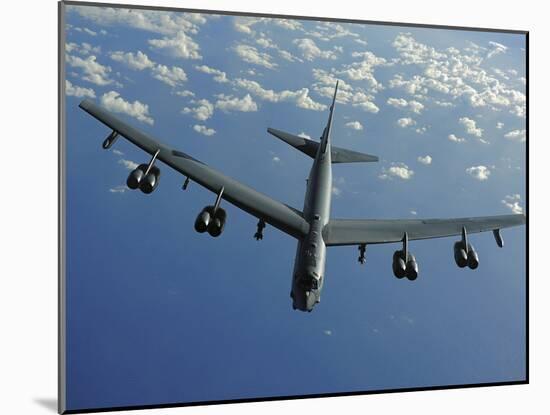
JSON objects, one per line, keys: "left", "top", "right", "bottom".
{"left": 34, "top": 398, "right": 57, "bottom": 413}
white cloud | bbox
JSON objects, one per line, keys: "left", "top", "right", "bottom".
{"left": 293, "top": 38, "right": 339, "bottom": 61}
{"left": 254, "top": 35, "right": 302, "bottom": 63}
{"left": 307, "top": 22, "right": 360, "bottom": 41}
{"left": 344, "top": 121, "right": 363, "bottom": 131}
{"left": 331, "top": 186, "right": 342, "bottom": 196}
{"left": 387, "top": 97, "right": 407, "bottom": 108}
{"left": 510, "top": 104, "right": 526, "bottom": 118}
{"left": 504, "top": 129, "right": 526, "bottom": 143}
{"left": 496, "top": 122, "right": 504, "bottom": 129}
{"left": 118, "top": 159, "right": 138, "bottom": 170}
{"left": 109, "top": 185, "right": 128, "bottom": 193}
{"left": 74, "top": 26, "right": 97, "bottom": 36}
{"left": 112, "top": 149, "right": 124, "bottom": 156}
{"left": 392, "top": 32, "right": 447, "bottom": 65}
{"left": 417, "top": 155, "right": 432, "bottom": 165}
{"left": 100, "top": 91, "right": 154, "bottom": 125}
{"left": 387, "top": 97, "right": 424, "bottom": 114}
{"left": 397, "top": 117, "right": 416, "bottom": 128}
{"left": 233, "top": 16, "right": 261, "bottom": 34}
{"left": 487, "top": 41, "right": 508, "bottom": 59}
{"left": 466, "top": 165, "right": 491, "bottom": 181}
{"left": 151, "top": 64, "right": 188, "bottom": 87}
{"left": 459, "top": 117, "right": 483, "bottom": 137}
{"left": 388, "top": 33, "right": 524, "bottom": 117}
{"left": 175, "top": 90, "right": 195, "bottom": 98}
{"left": 379, "top": 163, "right": 414, "bottom": 180}
{"left": 66, "top": 54, "right": 113, "bottom": 86}
{"left": 234, "top": 44, "right": 277, "bottom": 69}
{"left": 65, "top": 80, "right": 95, "bottom": 98}
{"left": 323, "top": 329, "right": 333, "bottom": 336}
{"left": 353, "top": 98, "right": 380, "bottom": 113}
{"left": 215, "top": 94, "right": 258, "bottom": 113}
{"left": 272, "top": 156, "right": 281, "bottom": 163}
{"left": 110, "top": 50, "right": 154, "bottom": 70}
{"left": 234, "top": 78, "right": 326, "bottom": 111}
{"left": 410, "top": 210, "right": 417, "bottom": 215}
{"left": 148, "top": 31, "right": 202, "bottom": 59}
{"left": 182, "top": 99, "right": 214, "bottom": 121}
{"left": 277, "top": 49, "right": 301, "bottom": 63}
{"left": 273, "top": 18, "right": 303, "bottom": 31}
{"left": 408, "top": 100, "right": 425, "bottom": 114}
{"left": 312, "top": 69, "right": 380, "bottom": 113}
{"left": 71, "top": 7, "right": 208, "bottom": 36}
{"left": 108, "top": 50, "right": 187, "bottom": 88}
{"left": 298, "top": 132, "right": 311, "bottom": 139}
{"left": 501, "top": 194, "right": 524, "bottom": 214}
{"left": 66, "top": 42, "right": 101, "bottom": 55}
{"left": 434, "top": 100, "right": 454, "bottom": 108}
{"left": 336, "top": 51, "right": 386, "bottom": 90}
{"left": 194, "top": 65, "right": 229, "bottom": 83}
{"left": 448, "top": 134, "right": 465, "bottom": 143}
{"left": 193, "top": 124, "right": 216, "bottom": 136}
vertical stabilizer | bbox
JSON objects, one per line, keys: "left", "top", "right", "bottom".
{"left": 321, "top": 81, "right": 338, "bottom": 153}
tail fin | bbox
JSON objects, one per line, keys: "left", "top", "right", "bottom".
{"left": 267, "top": 128, "right": 378, "bottom": 163}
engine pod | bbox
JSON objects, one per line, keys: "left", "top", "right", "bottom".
{"left": 467, "top": 244, "right": 479, "bottom": 269}
{"left": 139, "top": 166, "right": 161, "bottom": 194}
{"left": 392, "top": 250, "right": 407, "bottom": 279}
{"left": 405, "top": 254, "right": 418, "bottom": 281}
{"left": 454, "top": 241, "right": 468, "bottom": 268}
{"left": 194, "top": 206, "right": 215, "bottom": 233}
{"left": 207, "top": 208, "right": 227, "bottom": 237}
{"left": 126, "top": 164, "right": 148, "bottom": 190}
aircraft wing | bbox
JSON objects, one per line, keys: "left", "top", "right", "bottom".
{"left": 79, "top": 99, "right": 309, "bottom": 239}
{"left": 323, "top": 214, "right": 525, "bottom": 246}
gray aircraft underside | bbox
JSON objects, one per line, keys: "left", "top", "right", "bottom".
{"left": 78, "top": 81, "right": 525, "bottom": 312}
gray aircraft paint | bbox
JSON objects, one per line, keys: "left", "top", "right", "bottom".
{"left": 79, "top": 81, "right": 525, "bottom": 313}
{"left": 289, "top": 82, "right": 338, "bottom": 311}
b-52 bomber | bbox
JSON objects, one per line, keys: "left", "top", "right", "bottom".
{"left": 79, "top": 81, "right": 525, "bottom": 312}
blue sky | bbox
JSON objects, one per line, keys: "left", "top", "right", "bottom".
{"left": 63, "top": 4, "right": 526, "bottom": 411}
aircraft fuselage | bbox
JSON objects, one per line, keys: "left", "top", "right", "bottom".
{"left": 291, "top": 101, "right": 335, "bottom": 312}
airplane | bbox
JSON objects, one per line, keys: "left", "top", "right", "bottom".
{"left": 78, "top": 81, "right": 526, "bottom": 312}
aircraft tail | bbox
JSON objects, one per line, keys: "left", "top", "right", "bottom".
{"left": 267, "top": 128, "right": 378, "bottom": 163}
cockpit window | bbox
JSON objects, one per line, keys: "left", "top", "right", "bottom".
{"left": 314, "top": 214, "right": 320, "bottom": 220}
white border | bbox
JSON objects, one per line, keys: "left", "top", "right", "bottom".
{"left": 1, "top": 0, "right": 546, "bottom": 414}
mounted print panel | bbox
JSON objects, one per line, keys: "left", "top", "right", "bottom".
{"left": 59, "top": 1, "right": 527, "bottom": 413}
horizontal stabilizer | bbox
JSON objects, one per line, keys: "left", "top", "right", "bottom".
{"left": 267, "top": 128, "right": 378, "bottom": 164}
{"left": 267, "top": 128, "right": 319, "bottom": 158}
{"left": 331, "top": 147, "right": 379, "bottom": 163}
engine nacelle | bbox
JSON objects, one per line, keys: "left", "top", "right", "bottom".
{"left": 194, "top": 206, "right": 213, "bottom": 233}
{"left": 454, "top": 241, "right": 468, "bottom": 268}
{"left": 454, "top": 241, "right": 479, "bottom": 269}
{"left": 207, "top": 208, "right": 226, "bottom": 237}
{"left": 139, "top": 166, "right": 161, "bottom": 194}
{"left": 194, "top": 206, "right": 227, "bottom": 236}
{"left": 405, "top": 254, "right": 418, "bottom": 281}
{"left": 392, "top": 250, "right": 406, "bottom": 279}
{"left": 392, "top": 250, "right": 418, "bottom": 280}
{"left": 126, "top": 164, "right": 147, "bottom": 190}
{"left": 467, "top": 245, "right": 479, "bottom": 269}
